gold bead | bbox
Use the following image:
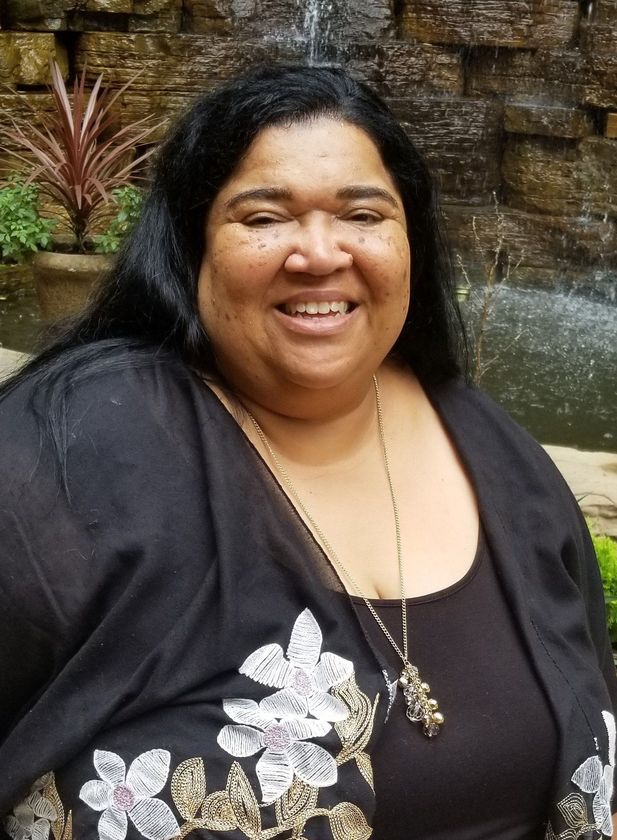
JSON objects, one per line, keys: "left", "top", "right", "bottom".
{"left": 428, "top": 698, "right": 439, "bottom": 710}
{"left": 420, "top": 682, "right": 430, "bottom": 693}
{"left": 432, "top": 711, "right": 445, "bottom": 725}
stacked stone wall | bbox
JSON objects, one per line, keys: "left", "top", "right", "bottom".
{"left": 1, "top": 0, "right": 616, "bottom": 290}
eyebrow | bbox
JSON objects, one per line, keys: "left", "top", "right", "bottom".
{"left": 335, "top": 186, "right": 400, "bottom": 207}
{"left": 224, "top": 184, "right": 400, "bottom": 211}
{"left": 225, "top": 188, "right": 292, "bottom": 210}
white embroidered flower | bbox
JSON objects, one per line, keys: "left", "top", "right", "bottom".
{"left": 239, "top": 608, "right": 353, "bottom": 722}
{"left": 3, "top": 774, "right": 57, "bottom": 840}
{"left": 79, "top": 749, "right": 179, "bottom": 840}
{"left": 572, "top": 710, "right": 616, "bottom": 837}
{"left": 217, "top": 696, "right": 337, "bottom": 804}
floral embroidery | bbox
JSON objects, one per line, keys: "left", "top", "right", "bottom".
{"left": 571, "top": 712, "right": 616, "bottom": 837}
{"left": 217, "top": 697, "right": 337, "bottom": 803}
{"left": 217, "top": 609, "right": 355, "bottom": 805}
{"left": 239, "top": 608, "right": 353, "bottom": 721}
{"left": 79, "top": 750, "right": 179, "bottom": 840}
{"left": 5, "top": 610, "right": 379, "bottom": 840}
{"left": 4, "top": 775, "right": 57, "bottom": 840}
{"left": 546, "top": 711, "right": 615, "bottom": 839}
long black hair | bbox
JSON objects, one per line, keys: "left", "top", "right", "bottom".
{"left": 1, "top": 65, "right": 466, "bottom": 440}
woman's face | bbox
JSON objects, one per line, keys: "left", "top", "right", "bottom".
{"left": 197, "top": 116, "right": 411, "bottom": 403}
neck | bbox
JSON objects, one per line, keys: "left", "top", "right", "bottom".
{"left": 238, "top": 375, "right": 379, "bottom": 472}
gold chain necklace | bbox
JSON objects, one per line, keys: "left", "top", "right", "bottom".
{"left": 246, "top": 375, "right": 444, "bottom": 738}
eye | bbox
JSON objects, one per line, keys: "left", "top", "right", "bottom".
{"left": 243, "top": 213, "right": 286, "bottom": 228}
{"left": 344, "top": 210, "right": 383, "bottom": 225}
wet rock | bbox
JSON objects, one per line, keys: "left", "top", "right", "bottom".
{"left": 471, "top": 43, "right": 617, "bottom": 112}
{"left": 580, "top": 13, "right": 614, "bottom": 54}
{"left": 128, "top": 0, "right": 182, "bottom": 31}
{"left": 443, "top": 203, "right": 617, "bottom": 287}
{"left": 3, "top": 0, "right": 78, "bottom": 30}
{"left": 0, "top": 33, "right": 68, "bottom": 86}
{"left": 345, "top": 42, "right": 463, "bottom": 98}
{"left": 112, "top": 91, "right": 194, "bottom": 142}
{"left": 74, "top": 32, "right": 306, "bottom": 93}
{"left": 504, "top": 102, "right": 594, "bottom": 138}
{"left": 85, "top": 0, "right": 132, "bottom": 11}
{"left": 214, "top": 0, "right": 393, "bottom": 50}
{"left": 400, "top": 0, "right": 578, "bottom": 49}
{"left": 584, "top": 51, "right": 617, "bottom": 109}
{"left": 503, "top": 135, "right": 617, "bottom": 219}
{"left": 184, "top": 0, "right": 234, "bottom": 34}
{"left": 469, "top": 47, "right": 588, "bottom": 105}
{"left": 528, "top": 0, "right": 580, "bottom": 49}
{"left": 444, "top": 203, "right": 617, "bottom": 270}
{"left": 389, "top": 97, "right": 502, "bottom": 202}
{"left": 4, "top": 0, "right": 183, "bottom": 32}
{"left": 591, "top": 0, "right": 617, "bottom": 24}
{"left": 0, "top": 92, "right": 57, "bottom": 175}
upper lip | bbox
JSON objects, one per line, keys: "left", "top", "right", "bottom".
{"left": 275, "top": 290, "right": 357, "bottom": 306}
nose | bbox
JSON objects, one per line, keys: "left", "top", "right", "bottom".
{"left": 284, "top": 217, "right": 353, "bottom": 276}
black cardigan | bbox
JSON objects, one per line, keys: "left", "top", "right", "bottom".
{"left": 0, "top": 353, "right": 615, "bottom": 840}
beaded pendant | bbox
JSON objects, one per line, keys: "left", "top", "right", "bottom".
{"left": 399, "top": 663, "right": 445, "bottom": 738}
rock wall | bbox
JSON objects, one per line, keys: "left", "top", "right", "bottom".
{"left": 1, "top": 0, "right": 616, "bottom": 292}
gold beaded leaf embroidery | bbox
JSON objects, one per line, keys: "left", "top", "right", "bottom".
{"left": 7, "top": 674, "right": 378, "bottom": 840}
{"left": 168, "top": 674, "right": 378, "bottom": 840}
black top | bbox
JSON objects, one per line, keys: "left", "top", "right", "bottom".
{"left": 0, "top": 352, "right": 615, "bottom": 840}
{"left": 354, "top": 530, "right": 558, "bottom": 839}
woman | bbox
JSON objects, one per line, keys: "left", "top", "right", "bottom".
{"left": 0, "top": 65, "right": 615, "bottom": 840}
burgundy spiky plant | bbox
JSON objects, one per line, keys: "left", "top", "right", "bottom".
{"left": 1, "top": 61, "right": 161, "bottom": 252}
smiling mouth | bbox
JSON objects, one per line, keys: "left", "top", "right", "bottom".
{"left": 278, "top": 300, "right": 356, "bottom": 317}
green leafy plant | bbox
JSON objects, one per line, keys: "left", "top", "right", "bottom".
{"left": 589, "top": 521, "right": 617, "bottom": 643}
{"left": 0, "top": 178, "right": 55, "bottom": 263}
{"left": 0, "top": 61, "right": 160, "bottom": 253}
{"left": 93, "top": 185, "right": 143, "bottom": 254}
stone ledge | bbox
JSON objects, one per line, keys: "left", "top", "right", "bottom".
{"left": 544, "top": 445, "right": 617, "bottom": 539}
{"left": 0, "top": 347, "right": 28, "bottom": 380}
{"left": 0, "top": 348, "right": 615, "bottom": 538}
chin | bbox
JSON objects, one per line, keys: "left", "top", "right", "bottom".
{"left": 277, "top": 360, "right": 373, "bottom": 393}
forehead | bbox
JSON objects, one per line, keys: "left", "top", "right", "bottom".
{"left": 217, "top": 116, "right": 400, "bottom": 197}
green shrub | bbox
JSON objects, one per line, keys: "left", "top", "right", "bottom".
{"left": 94, "top": 186, "right": 144, "bottom": 254}
{"left": 589, "top": 523, "right": 617, "bottom": 643}
{"left": 0, "top": 179, "right": 55, "bottom": 263}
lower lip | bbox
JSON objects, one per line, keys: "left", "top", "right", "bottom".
{"left": 272, "top": 308, "right": 358, "bottom": 335}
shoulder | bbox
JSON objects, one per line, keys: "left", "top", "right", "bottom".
{"left": 427, "top": 376, "right": 592, "bottom": 551}
{"left": 430, "top": 377, "right": 598, "bottom": 573}
{"left": 0, "top": 345, "right": 221, "bottom": 471}
{"left": 0, "top": 347, "right": 232, "bottom": 636}
{"left": 428, "top": 376, "right": 565, "bottom": 485}
{"left": 0, "top": 346, "right": 242, "bottom": 542}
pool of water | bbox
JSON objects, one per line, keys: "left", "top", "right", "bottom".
{"left": 465, "top": 285, "right": 617, "bottom": 453}
{"left": 1, "top": 268, "right": 615, "bottom": 452}
{"left": 0, "top": 266, "right": 45, "bottom": 354}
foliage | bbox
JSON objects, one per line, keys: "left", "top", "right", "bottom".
{"left": 588, "top": 520, "right": 617, "bottom": 642}
{"left": 93, "top": 185, "right": 144, "bottom": 254}
{"left": 0, "top": 60, "right": 160, "bottom": 253}
{"left": 455, "top": 192, "right": 523, "bottom": 384}
{"left": 0, "top": 178, "right": 55, "bottom": 264}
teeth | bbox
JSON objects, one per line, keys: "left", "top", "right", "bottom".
{"left": 284, "top": 301, "right": 350, "bottom": 316}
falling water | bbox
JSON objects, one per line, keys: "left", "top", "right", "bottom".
{"left": 302, "top": 0, "right": 333, "bottom": 64}
{"left": 466, "top": 285, "right": 617, "bottom": 452}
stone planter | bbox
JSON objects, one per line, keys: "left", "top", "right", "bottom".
{"left": 32, "top": 251, "right": 113, "bottom": 320}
